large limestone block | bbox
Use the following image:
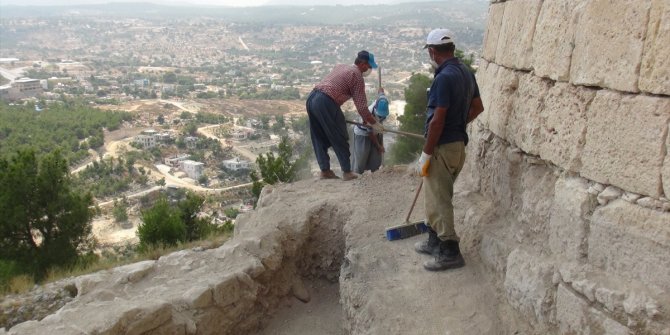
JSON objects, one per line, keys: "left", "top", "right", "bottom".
{"left": 549, "top": 176, "right": 594, "bottom": 260}
{"left": 487, "top": 66, "right": 519, "bottom": 139}
{"left": 474, "top": 60, "right": 499, "bottom": 129}
{"left": 640, "top": 0, "right": 670, "bottom": 95}
{"left": 506, "top": 73, "right": 552, "bottom": 155}
{"left": 495, "top": 0, "right": 543, "bottom": 70}
{"left": 479, "top": 138, "right": 518, "bottom": 211}
{"left": 581, "top": 91, "right": 670, "bottom": 197}
{"left": 665, "top": 128, "right": 670, "bottom": 197}
{"left": 504, "top": 248, "right": 556, "bottom": 329}
{"left": 480, "top": 233, "right": 507, "bottom": 274}
{"left": 570, "top": 0, "right": 651, "bottom": 93}
{"left": 532, "top": 0, "right": 588, "bottom": 81}
{"left": 517, "top": 163, "right": 558, "bottom": 236}
{"left": 589, "top": 200, "right": 670, "bottom": 292}
{"left": 558, "top": 262, "right": 670, "bottom": 334}
{"left": 556, "top": 284, "right": 630, "bottom": 335}
{"left": 482, "top": 2, "right": 505, "bottom": 62}
{"left": 540, "top": 83, "right": 596, "bottom": 172}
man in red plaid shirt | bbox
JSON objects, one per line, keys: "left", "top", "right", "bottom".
{"left": 306, "top": 50, "right": 384, "bottom": 181}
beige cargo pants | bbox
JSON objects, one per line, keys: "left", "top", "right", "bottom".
{"left": 424, "top": 141, "right": 466, "bottom": 241}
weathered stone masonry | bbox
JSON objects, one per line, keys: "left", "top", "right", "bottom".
{"left": 462, "top": 0, "right": 670, "bottom": 333}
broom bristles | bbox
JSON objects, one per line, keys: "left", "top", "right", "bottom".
{"left": 385, "top": 221, "right": 428, "bottom": 241}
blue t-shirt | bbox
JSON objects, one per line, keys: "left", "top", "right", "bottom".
{"left": 425, "top": 57, "right": 480, "bottom": 146}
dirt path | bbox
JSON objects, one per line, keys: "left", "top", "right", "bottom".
{"left": 71, "top": 128, "right": 144, "bottom": 174}
{"left": 197, "top": 124, "right": 258, "bottom": 161}
{"left": 153, "top": 163, "right": 253, "bottom": 194}
{"left": 333, "top": 169, "right": 507, "bottom": 334}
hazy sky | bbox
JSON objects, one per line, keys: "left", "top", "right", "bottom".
{"left": 0, "top": 0, "right": 429, "bottom": 6}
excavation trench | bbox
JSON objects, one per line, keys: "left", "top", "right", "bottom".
{"left": 252, "top": 204, "right": 347, "bottom": 335}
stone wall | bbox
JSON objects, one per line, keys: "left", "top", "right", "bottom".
{"left": 461, "top": 0, "right": 670, "bottom": 333}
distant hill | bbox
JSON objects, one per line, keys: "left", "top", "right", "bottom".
{"left": 0, "top": 1, "right": 488, "bottom": 29}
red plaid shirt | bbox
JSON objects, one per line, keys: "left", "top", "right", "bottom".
{"left": 315, "top": 64, "right": 374, "bottom": 123}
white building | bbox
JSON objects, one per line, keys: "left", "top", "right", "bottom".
{"left": 155, "top": 131, "right": 174, "bottom": 142}
{"left": 164, "top": 154, "right": 189, "bottom": 167}
{"left": 222, "top": 157, "right": 250, "bottom": 171}
{"left": 231, "top": 126, "right": 255, "bottom": 140}
{"left": 0, "top": 78, "right": 43, "bottom": 101}
{"left": 180, "top": 160, "right": 204, "bottom": 180}
{"left": 134, "top": 134, "right": 156, "bottom": 148}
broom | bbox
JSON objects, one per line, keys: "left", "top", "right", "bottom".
{"left": 385, "top": 178, "right": 429, "bottom": 241}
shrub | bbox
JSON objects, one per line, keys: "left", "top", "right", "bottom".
{"left": 137, "top": 196, "right": 186, "bottom": 249}
{"left": 112, "top": 199, "right": 129, "bottom": 223}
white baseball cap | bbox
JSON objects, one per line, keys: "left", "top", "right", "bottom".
{"left": 424, "top": 28, "right": 455, "bottom": 48}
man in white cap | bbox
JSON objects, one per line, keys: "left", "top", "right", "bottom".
{"left": 414, "top": 29, "right": 484, "bottom": 271}
{"left": 306, "top": 50, "right": 384, "bottom": 181}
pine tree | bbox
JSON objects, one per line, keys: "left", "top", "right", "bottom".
{"left": 0, "top": 150, "right": 94, "bottom": 280}
{"left": 390, "top": 73, "right": 431, "bottom": 164}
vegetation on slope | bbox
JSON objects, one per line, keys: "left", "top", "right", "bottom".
{"left": 0, "top": 101, "right": 132, "bottom": 165}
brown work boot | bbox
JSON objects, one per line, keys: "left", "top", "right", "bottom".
{"left": 342, "top": 172, "right": 358, "bottom": 181}
{"left": 319, "top": 170, "right": 340, "bottom": 180}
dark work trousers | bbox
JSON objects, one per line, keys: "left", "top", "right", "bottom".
{"left": 305, "top": 90, "right": 351, "bottom": 173}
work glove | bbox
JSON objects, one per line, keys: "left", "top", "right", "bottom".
{"left": 370, "top": 122, "right": 384, "bottom": 134}
{"left": 416, "top": 151, "right": 431, "bottom": 177}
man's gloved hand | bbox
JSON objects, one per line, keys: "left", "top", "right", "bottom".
{"left": 370, "top": 122, "right": 384, "bottom": 134}
{"left": 416, "top": 151, "right": 431, "bottom": 177}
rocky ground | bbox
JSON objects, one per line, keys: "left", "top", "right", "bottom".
{"left": 0, "top": 281, "right": 78, "bottom": 329}
{"left": 1, "top": 165, "right": 531, "bottom": 334}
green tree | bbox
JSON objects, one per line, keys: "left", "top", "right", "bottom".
{"left": 0, "top": 150, "right": 94, "bottom": 280}
{"left": 137, "top": 196, "right": 185, "bottom": 248}
{"left": 390, "top": 73, "right": 431, "bottom": 164}
{"left": 163, "top": 72, "right": 177, "bottom": 84}
{"left": 255, "top": 136, "right": 304, "bottom": 185}
{"left": 183, "top": 122, "right": 198, "bottom": 136}
{"left": 456, "top": 49, "right": 476, "bottom": 73}
{"left": 250, "top": 136, "right": 307, "bottom": 204}
{"left": 178, "top": 192, "right": 213, "bottom": 241}
{"left": 259, "top": 115, "right": 270, "bottom": 130}
{"left": 112, "top": 198, "right": 129, "bottom": 223}
{"left": 137, "top": 192, "right": 219, "bottom": 248}
{"left": 250, "top": 171, "right": 264, "bottom": 200}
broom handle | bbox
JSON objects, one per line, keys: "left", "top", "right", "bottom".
{"left": 405, "top": 178, "right": 423, "bottom": 223}
{"left": 378, "top": 66, "right": 382, "bottom": 90}
{"left": 345, "top": 120, "right": 424, "bottom": 140}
